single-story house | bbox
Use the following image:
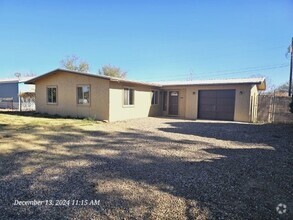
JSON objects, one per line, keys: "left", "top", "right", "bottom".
{"left": 0, "top": 77, "right": 35, "bottom": 109}
{"left": 26, "top": 69, "right": 266, "bottom": 122}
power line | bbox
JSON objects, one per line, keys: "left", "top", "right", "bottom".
{"left": 140, "top": 63, "right": 289, "bottom": 81}
{"left": 191, "top": 63, "right": 289, "bottom": 78}
{"left": 196, "top": 64, "right": 289, "bottom": 79}
{"left": 153, "top": 65, "right": 288, "bottom": 81}
{"left": 289, "top": 37, "right": 293, "bottom": 96}
{"left": 144, "top": 65, "right": 289, "bottom": 81}
{"left": 116, "top": 45, "right": 289, "bottom": 65}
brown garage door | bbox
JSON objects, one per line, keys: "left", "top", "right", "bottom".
{"left": 198, "top": 90, "right": 235, "bottom": 121}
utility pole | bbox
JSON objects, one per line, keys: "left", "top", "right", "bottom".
{"left": 289, "top": 37, "right": 293, "bottom": 96}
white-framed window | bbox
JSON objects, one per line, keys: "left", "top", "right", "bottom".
{"left": 47, "top": 86, "right": 57, "bottom": 104}
{"left": 124, "top": 88, "right": 134, "bottom": 105}
{"left": 77, "top": 85, "right": 90, "bottom": 104}
{"left": 151, "top": 90, "right": 159, "bottom": 105}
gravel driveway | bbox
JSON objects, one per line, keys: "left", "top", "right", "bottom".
{"left": 0, "top": 116, "right": 292, "bottom": 219}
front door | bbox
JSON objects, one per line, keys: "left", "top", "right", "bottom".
{"left": 169, "top": 91, "right": 179, "bottom": 115}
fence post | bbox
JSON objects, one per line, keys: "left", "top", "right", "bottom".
{"left": 272, "top": 90, "right": 276, "bottom": 123}
{"left": 18, "top": 94, "right": 21, "bottom": 111}
{"left": 268, "top": 96, "right": 272, "bottom": 123}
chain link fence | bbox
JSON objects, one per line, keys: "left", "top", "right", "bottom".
{"left": 0, "top": 93, "right": 35, "bottom": 111}
{"left": 0, "top": 98, "right": 17, "bottom": 110}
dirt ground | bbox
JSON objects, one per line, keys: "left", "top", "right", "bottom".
{"left": 0, "top": 113, "right": 292, "bottom": 219}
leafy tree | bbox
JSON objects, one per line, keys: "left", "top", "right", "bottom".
{"left": 60, "top": 55, "right": 90, "bottom": 72}
{"left": 98, "top": 65, "right": 126, "bottom": 78}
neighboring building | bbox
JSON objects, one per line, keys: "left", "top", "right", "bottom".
{"left": 0, "top": 79, "right": 19, "bottom": 109}
{"left": 0, "top": 78, "right": 35, "bottom": 109}
{"left": 26, "top": 69, "right": 266, "bottom": 122}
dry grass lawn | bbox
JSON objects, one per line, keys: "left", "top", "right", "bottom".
{"left": 0, "top": 113, "right": 292, "bottom": 219}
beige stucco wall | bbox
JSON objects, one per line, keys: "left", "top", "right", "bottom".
{"left": 109, "top": 82, "right": 162, "bottom": 122}
{"left": 33, "top": 70, "right": 260, "bottom": 123}
{"left": 35, "top": 71, "right": 110, "bottom": 120}
{"left": 163, "top": 84, "right": 255, "bottom": 122}
{"left": 250, "top": 85, "right": 259, "bottom": 122}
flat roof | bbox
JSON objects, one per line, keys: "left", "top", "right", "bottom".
{"left": 158, "top": 78, "right": 266, "bottom": 90}
{"left": 0, "top": 79, "right": 19, "bottom": 84}
{"left": 157, "top": 77, "right": 264, "bottom": 86}
{"left": 0, "top": 77, "right": 34, "bottom": 84}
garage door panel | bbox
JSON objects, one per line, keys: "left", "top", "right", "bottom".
{"left": 199, "top": 111, "right": 217, "bottom": 120}
{"left": 217, "top": 97, "right": 235, "bottom": 105}
{"left": 217, "top": 90, "right": 235, "bottom": 98}
{"left": 200, "top": 98, "right": 217, "bottom": 105}
{"left": 200, "top": 104, "right": 216, "bottom": 112}
{"left": 216, "top": 105, "right": 235, "bottom": 112}
{"left": 216, "top": 112, "right": 234, "bottom": 120}
{"left": 199, "top": 90, "right": 218, "bottom": 98}
{"left": 198, "top": 90, "right": 235, "bottom": 121}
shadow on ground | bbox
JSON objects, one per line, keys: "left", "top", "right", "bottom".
{"left": 159, "top": 120, "right": 293, "bottom": 146}
{"left": 0, "top": 111, "right": 89, "bottom": 120}
{"left": 0, "top": 118, "right": 292, "bottom": 219}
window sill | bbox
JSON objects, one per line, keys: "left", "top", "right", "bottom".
{"left": 123, "top": 105, "right": 135, "bottom": 108}
{"left": 77, "top": 103, "right": 91, "bottom": 107}
{"left": 47, "top": 102, "right": 57, "bottom": 105}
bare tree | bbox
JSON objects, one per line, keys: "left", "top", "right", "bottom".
{"left": 276, "top": 81, "right": 290, "bottom": 92}
{"left": 249, "top": 74, "right": 275, "bottom": 94}
{"left": 60, "top": 55, "right": 90, "bottom": 72}
{"left": 98, "top": 65, "right": 127, "bottom": 78}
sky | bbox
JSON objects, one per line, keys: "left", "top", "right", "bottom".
{"left": 0, "top": 0, "right": 292, "bottom": 87}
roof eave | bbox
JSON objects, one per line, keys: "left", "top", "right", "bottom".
{"left": 256, "top": 79, "right": 266, "bottom": 90}
{"left": 109, "top": 78, "right": 161, "bottom": 87}
{"left": 0, "top": 80, "right": 19, "bottom": 84}
{"left": 25, "top": 68, "right": 111, "bottom": 84}
{"left": 161, "top": 81, "right": 266, "bottom": 89}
